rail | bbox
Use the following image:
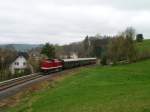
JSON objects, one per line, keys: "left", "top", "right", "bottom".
{"left": 0, "top": 73, "right": 42, "bottom": 91}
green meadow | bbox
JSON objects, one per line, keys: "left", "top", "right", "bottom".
{"left": 4, "top": 59, "right": 150, "bottom": 112}
{"left": 136, "top": 39, "right": 150, "bottom": 52}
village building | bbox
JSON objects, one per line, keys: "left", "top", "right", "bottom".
{"left": 59, "top": 52, "right": 78, "bottom": 59}
{"left": 59, "top": 54, "right": 68, "bottom": 59}
{"left": 9, "top": 52, "right": 29, "bottom": 74}
{"left": 70, "top": 52, "right": 78, "bottom": 59}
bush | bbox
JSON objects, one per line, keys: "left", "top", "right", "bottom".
{"left": 0, "top": 69, "right": 12, "bottom": 81}
{"left": 101, "top": 55, "right": 107, "bottom": 65}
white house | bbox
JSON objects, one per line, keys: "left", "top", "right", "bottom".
{"left": 10, "top": 56, "right": 28, "bottom": 74}
{"left": 70, "top": 52, "right": 78, "bottom": 59}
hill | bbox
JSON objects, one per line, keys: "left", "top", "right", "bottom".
{"left": 0, "top": 44, "right": 43, "bottom": 51}
{"left": 136, "top": 39, "right": 150, "bottom": 52}
{"left": 5, "top": 59, "right": 150, "bottom": 112}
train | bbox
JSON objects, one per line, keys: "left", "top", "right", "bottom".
{"left": 40, "top": 58, "right": 97, "bottom": 73}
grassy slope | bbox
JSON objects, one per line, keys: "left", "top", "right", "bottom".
{"left": 6, "top": 59, "right": 150, "bottom": 112}
{"left": 136, "top": 39, "right": 150, "bottom": 52}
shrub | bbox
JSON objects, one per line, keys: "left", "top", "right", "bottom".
{"left": 101, "top": 55, "right": 107, "bottom": 65}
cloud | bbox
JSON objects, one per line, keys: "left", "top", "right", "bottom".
{"left": 0, "top": 0, "right": 150, "bottom": 44}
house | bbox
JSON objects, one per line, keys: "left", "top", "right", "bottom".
{"left": 10, "top": 52, "right": 29, "bottom": 74}
{"left": 29, "top": 52, "right": 42, "bottom": 61}
{"left": 59, "top": 54, "right": 68, "bottom": 59}
{"left": 59, "top": 52, "right": 78, "bottom": 59}
{"left": 28, "top": 47, "right": 42, "bottom": 61}
{"left": 70, "top": 52, "right": 78, "bottom": 59}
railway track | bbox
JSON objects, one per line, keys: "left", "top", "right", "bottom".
{"left": 0, "top": 65, "right": 96, "bottom": 100}
{"left": 0, "top": 73, "right": 43, "bottom": 91}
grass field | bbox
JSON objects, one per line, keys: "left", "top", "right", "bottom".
{"left": 3, "top": 59, "right": 150, "bottom": 112}
{"left": 136, "top": 39, "right": 150, "bottom": 52}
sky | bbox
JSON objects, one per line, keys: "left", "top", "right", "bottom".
{"left": 0, "top": 0, "right": 150, "bottom": 45}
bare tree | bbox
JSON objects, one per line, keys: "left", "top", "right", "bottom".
{"left": 107, "top": 27, "right": 137, "bottom": 64}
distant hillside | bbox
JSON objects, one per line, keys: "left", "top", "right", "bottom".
{"left": 0, "top": 44, "right": 43, "bottom": 51}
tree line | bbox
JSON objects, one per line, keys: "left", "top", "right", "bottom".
{"left": 0, "top": 46, "right": 17, "bottom": 81}
{"left": 41, "top": 27, "right": 149, "bottom": 66}
{"left": 41, "top": 35, "right": 110, "bottom": 59}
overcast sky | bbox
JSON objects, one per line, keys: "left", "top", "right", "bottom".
{"left": 0, "top": 0, "right": 150, "bottom": 45}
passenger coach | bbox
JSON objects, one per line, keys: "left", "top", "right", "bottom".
{"left": 63, "top": 58, "right": 96, "bottom": 69}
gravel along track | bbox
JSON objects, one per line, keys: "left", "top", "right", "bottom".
{"left": 0, "top": 73, "right": 44, "bottom": 100}
{"left": 0, "top": 73, "right": 42, "bottom": 91}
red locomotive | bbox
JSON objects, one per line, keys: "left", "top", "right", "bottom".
{"left": 40, "top": 59, "right": 63, "bottom": 72}
{"left": 40, "top": 58, "right": 96, "bottom": 73}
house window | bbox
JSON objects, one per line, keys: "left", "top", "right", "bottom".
{"left": 15, "top": 62, "right": 19, "bottom": 66}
